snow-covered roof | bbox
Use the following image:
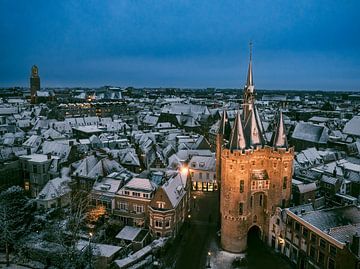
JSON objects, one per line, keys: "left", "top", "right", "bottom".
{"left": 343, "top": 116, "right": 360, "bottom": 137}
{"left": 162, "top": 172, "right": 186, "bottom": 208}
{"left": 20, "top": 153, "right": 59, "bottom": 163}
{"left": 122, "top": 177, "right": 157, "bottom": 192}
{"left": 76, "top": 240, "right": 122, "bottom": 258}
{"left": 292, "top": 122, "right": 329, "bottom": 144}
{"left": 37, "top": 176, "right": 70, "bottom": 201}
{"left": 189, "top": 155, "right": 215, "bottom": 171}
{"left": 93, "top": 177, "right": 122, "bottom": 194}
{"left": 115, "top": 226, "right": 142, "bottom": 241}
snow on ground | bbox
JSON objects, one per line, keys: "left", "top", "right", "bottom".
{"left": 208, "top": 238, "right": 246, "bottom": 269}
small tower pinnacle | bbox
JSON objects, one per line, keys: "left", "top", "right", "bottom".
{"left": 229, "top": 110, "right": 246, "bottom": 150}
{"left": 271, "top": 110, "right": 288, "bottom": 148}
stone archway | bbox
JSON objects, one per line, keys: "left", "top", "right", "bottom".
{"left": 247, "top": 225, "right": 262, "bottom": 250}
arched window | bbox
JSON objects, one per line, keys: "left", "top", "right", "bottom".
{"left": 259, "top": 194, "right": 263, "bottom": 206}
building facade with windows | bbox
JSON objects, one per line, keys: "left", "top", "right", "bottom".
{"left": 284, "top": 205, "right": 360, "bottom": 269}
{"left": 148, "top": 170, "right": 191, "bottom": 238}
{"left": 114, "top": 177, "right": 156, "bottom": 227}
{"left": 20, "top": 153, "right": 59, "bottom": 197}
{"left": 189, "top": 155, "right": 217, "bottom": 191}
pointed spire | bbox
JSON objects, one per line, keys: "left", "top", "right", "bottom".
{"left": 254, "top": 105, "right": 267, "bottom": 143}
{"left": 229, "top": 111, "right": 246, "bottom": 150}
{"left": 244, "top": 103, "right": 264, "bottom": 148}
{"left": 246, "top": 41, "right": 254, "bottom": 87}
{"left": 218, "top": 109, "right": 231, "bottom": 140}
{"left": 243, "top": 42, "right": 255, "bottom": 120}
{"left": 271, "top": 110, "right": 288, "bottom": 148}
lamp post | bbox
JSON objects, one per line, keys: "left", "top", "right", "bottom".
{"left": 207, "top": 251, "right": 211, "bottom": 268}
{"left": 88, "top": 232, "right": 93, "bottom": 268}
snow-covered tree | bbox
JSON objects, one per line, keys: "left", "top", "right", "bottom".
{"left": 41, "top": 189, "right": 98, "bottom": 268}
{"left": 0, "top": 186, "right": 32, "bottom": 266}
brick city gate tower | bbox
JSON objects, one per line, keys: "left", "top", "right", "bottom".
{"left": 219, "top": 45, "right": 294, "bottom": 253}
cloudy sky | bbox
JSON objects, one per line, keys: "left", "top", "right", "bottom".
{"left": 0, "top": 0, "right": 359, "bottom": 90}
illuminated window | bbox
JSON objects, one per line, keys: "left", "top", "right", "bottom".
{"left": 24, "top": 181, "right": 30, "bottom": 191}
{"left": 156, "top": 202, "right": 165, "bottom": 209}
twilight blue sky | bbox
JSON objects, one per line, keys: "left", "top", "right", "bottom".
{"left": 0, "top": 1, "right": 359, "bottom": 90}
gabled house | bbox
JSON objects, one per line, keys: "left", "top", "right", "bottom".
{"left": 36, "top": 176, "right": 71, "bottom": 209}
{"left": 114, "top": 177, "right": 157, "bottom": 228}
{"left": 148, "top": 170, "right": 191, "bottom": 238}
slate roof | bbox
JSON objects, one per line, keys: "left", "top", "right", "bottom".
{"left": 72, "top": 155, "right": 99, "bottom": 177}
{"left": 298, "top": 205, "right": 360, "bottom": 237}
{"left": 292, "top": 122, "right": 329, "bottom": 144}
{"left": 295, "top": 182, "right": 317, "bottom": 193}
{"left": 121, "top": 177, "right": 157, "bottom": 192}
{"left": 116, "top": 226, "right": 142, "bottom": 241}
{"left": 162, "top": 172, "right": 186, "bottom": 208}
{"left": 41, "top": 141, "right": 71, "bottom": 162}
{"left": 93, "top": 177, "right": 122, "bottom": 194}
{"left": 321, "top": 175, "right": 339, "bottom": 185}
{"left": 189, "top": 155, "right": 215, "bottom": 171}
{"left": 23, "top": 135, "right": 42, "bottom": 148}
{"left": 37, "top": 176, "right": 70, "bottom": 201}
{"left": 343, "top": 116, "right": 360, "bottom": 137}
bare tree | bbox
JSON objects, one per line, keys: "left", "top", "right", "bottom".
{"left": 43, "top": 189, "right": 98, "bottom": 268}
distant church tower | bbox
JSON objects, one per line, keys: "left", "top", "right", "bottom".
{"left": 219, "top": 44, "right": 294, "bottom": 253}
{"left": 30, "top": 65, "right": 40, "bottom": 104}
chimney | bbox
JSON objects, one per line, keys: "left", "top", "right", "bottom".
{"left": 69, "top": 140, "right": 74, "bottom": 147}
{"left": 351, "top": 232, "right": 360, "bottom": 256}
{"left": 47, "top": 153, "right": 51, "bottom": 160}
{"left": 333, "top": 167, "right": 337, "bottom": 177}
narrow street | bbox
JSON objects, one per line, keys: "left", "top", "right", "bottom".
{"left": 163, "top": 190, "right": 293, "bottom": 269}
{"left": 162, "top": 190, "right": 219, "bottom": 269}
{"left": 175, "top": 191, "right": 219, "bottom": 269}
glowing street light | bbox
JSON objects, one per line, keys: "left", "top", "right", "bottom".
{"left": 181, "top": 166, "right": 189, "bottom": 174}
{"left": 207, "top": 251, "right": 211, "bottom": 268}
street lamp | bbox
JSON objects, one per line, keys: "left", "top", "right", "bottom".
{"left": 207, "top": 251, "right": 211, "bottom": 268}
{"left": 88, "top": 232, "right": 93, "bottom": 268}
